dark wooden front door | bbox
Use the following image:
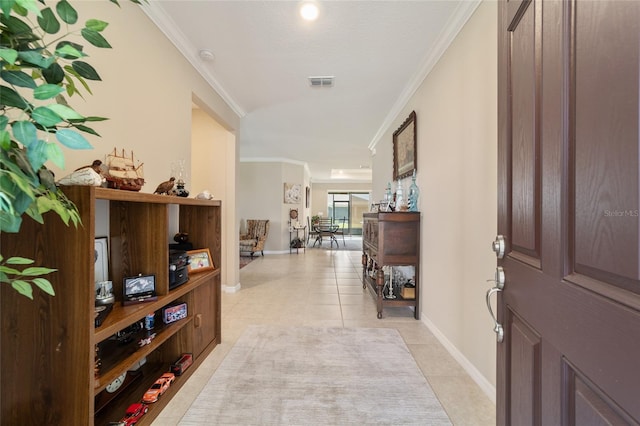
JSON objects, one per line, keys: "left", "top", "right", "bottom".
{"left": 497, "top": 0, "right": 640, "bottom": 424}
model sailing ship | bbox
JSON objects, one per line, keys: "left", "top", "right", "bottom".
{"left": 104, "top": 148, "right": 145, "bottom": 191}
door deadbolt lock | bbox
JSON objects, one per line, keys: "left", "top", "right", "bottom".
{"left": 492, "top": 235, "right": 505, "bottom": 259}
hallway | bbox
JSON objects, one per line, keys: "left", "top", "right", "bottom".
{"left": 154, "top": 242, "right": 495, "bottom": 425}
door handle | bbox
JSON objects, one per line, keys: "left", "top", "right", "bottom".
{"left": 492, "top": 235, "right": 505, "bottom": 259}
{"left": 485, "top": 266, "right": 505, "bottom": 343}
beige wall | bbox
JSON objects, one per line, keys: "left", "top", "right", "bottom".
{"left": 50, "top": 2, "right": 240, "bottom": 288}
{"left": 191, "top": 109, "right": 237, "bottom": 291}
{"left": 371, "top": 0, "right": 497, "bottom": 397}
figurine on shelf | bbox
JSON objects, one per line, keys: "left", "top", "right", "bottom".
{"left": 171, "top": 178, "right": 190, "bottom": 197}
{"left": 154, "top": 177, "right": 175, "bottom": 195}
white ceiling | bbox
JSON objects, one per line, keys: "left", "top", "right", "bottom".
{"left": 142, "top": 1, "right": 480, "bottom": 182}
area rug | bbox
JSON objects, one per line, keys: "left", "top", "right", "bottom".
{"left": 239, "top": 255, "right": 256, "bottom": 269}
{"left": 179, "top": 325, "right": 451, "bottom": 425}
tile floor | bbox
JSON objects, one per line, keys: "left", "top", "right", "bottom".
{"left": 153, "top": 240, "right": 496, "bottom": 425}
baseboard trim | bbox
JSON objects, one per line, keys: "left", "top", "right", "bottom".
{"left": 223, "top": 283, "right": 241, "bottom": 293}
{"left": 421, "top": 315, "right": 496, "bottom": 404}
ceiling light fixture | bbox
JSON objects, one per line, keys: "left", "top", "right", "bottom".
{"left": 300, "top": 2, "right": 319, "bottom": 21}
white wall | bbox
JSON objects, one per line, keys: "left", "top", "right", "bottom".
{"left": 237, "top": 162, "right": 289, "bottom": 252}
{"left": 371, "top": 0, "right": 498, "bottom": 395}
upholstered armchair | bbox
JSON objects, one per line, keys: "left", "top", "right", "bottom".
{"left": 239, "top": 219, "right": 270, "bottom": 257}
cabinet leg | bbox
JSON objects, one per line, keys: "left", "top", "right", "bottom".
{"left": 376, "top": 268, "right": 384, "bottom": 319}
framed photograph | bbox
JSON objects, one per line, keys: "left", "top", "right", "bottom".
{"left": 393, "top": 110, "right": 417, "bottom": 181}
{"left": 187, "top": 248, "right": 214, "bottom": 273}
{"left": 123, "top": 274, "right": 156, "bottom": 300}
{"left": 284, "top": 182, "right": 302, "bottom": 204}
{"left": 94, "top": 237, "right": 109, "bottom": 283}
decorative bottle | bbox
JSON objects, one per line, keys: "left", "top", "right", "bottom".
{"left": 408, "top": 170, "right": 420, "bottom": 212}
{"left": 395, "top": 179, "right": 405, "bottom": 211}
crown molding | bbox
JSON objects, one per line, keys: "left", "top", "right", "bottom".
{"left": 140, "top": 2, "right": 246, "bottom": 118}
{"left": 368, "top": 0, "right": 481, "bottom": 151}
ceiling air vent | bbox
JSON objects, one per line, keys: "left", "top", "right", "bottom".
{"left": 308, "top": 76, "right": 334, "bottom": 87}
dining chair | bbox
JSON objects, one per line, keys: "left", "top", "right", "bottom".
{"left": 333, "top": 217, "right": 346, "bottom": 247}
{"left": 307, "top": 216, "right": 319, "bottom": 246}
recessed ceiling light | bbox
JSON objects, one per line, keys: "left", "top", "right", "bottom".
{"left": 300, "top": 2, "right": 319, "bottom": 21}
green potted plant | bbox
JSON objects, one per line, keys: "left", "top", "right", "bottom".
{"left": 0, "top": 0, "right": 139, "bottom": 298}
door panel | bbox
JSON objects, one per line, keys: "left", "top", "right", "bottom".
{"left": 498, "top": 0, "right": 640, "bottom": 424}
{"left": 573, "top": 0, "right": 640, "bottom": 286}
{"left": 510, "top": 0, "right": 540, "bottom": 261}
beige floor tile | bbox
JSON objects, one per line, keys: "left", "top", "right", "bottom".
{"left": 152, "top": 244, "right": 495, "bottom": 425}
{"left": 428, "top": 375, "right": 496, "bottom": 426}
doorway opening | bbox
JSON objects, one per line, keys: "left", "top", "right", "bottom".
{"left": 327, "top": 192, "right": 370, "bottom": 235}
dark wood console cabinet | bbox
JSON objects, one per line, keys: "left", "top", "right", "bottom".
{"left": 362, "top": 212, "right": 420, "bottom": 319}
{"left": 0, "top": 186, "right": 221, "bottom": 425}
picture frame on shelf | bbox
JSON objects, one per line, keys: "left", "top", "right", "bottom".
{"left": 123, "top": 274, "right": 156, "bottom": 304}
{"left": 393, "top": 110, "right": 417, "bottom": 181}
{"left": 94, "top": 237, "right": 109, "bottom": 283}
{"left": 187, "top": 248, "right": 214, "bottom": 273}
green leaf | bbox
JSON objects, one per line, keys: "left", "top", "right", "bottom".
{"left": 0, "top": 129, "right": 10, "bottom": 149}
{"left": 71, "top": 60, "right": 101, "bottom": 81}
{"left": 47, "top": 104, "right": 84, "bottom": 120}
{"left": 82, "top": 116, "right": 108, "bottom": 122}
{"left": 1, "top": 70, "right": 37, "bottom": 88}
{"left": 11, "top": 1, "right": 26, "bottom": 15}
{"left": 32, "top": 106, "right": 62, "bottom": 127}
{"left": 56, "top": 0, "right": 77, "bottom": 25}
{"left": 15, "top": 0, "right": 42, "bottom": 17}
{"left": 0, "top": 48, "right": 18, "bottom": 65}
{"left": 0, "top": 212, "right": 22, "bottom": 233}
{"left": 0, "top": 0, "right": 16, "bottom": 16}
{"left": 11, "top": 280, "right": 33, "bottom": 299}
{"left": 18, "top": 51, "right": 55, "bottom": 69}
{"left": 0, "top": 115, "right": 9, "bottom": 130}
{"left": 0, "top": 265, "right": 21, "bottom": 275}
{"left": 21, "top": 266, "right": 57, "bottom": 276}
{"left": 11, "top": 121, "right": 38, "bottom": 147}
{"left": 37, "top": 7, "right": 61, "bottom": 34}
{"left": 80, "top": 28, "right": 112, "bottom": 49}
{"left": 32, "top": 277, "right": 55, "bottom": 296}
{"left": 3, "top": 14, "right": 32, "bottom": 36}
{"left": 5, "top": 257, "right": 34, "bottom": 265}
{"left": 34, "top": 84, "right": 64, "bottom": 100}
{"left": 72, "top": 124, "right": 100, "bottom": 137}
{"left": 55, "top": 43, "right": 85, "bottom": 59}
{"left": 45, "top": 141, "right": 65, "bottom": 168}
{"left": 43, "top": 62, "right": 64, "bottom": 84}
{"left": 55, "top": 128, "right": 92, "bottom": 149}
{"left": 0, "top": 85, "right": 30, "bottom": 110}
{"left": 26, "top": 139, "right": 49, "bottom": 170}
{"left": 63, "top": 65, "right": 92, "bottom": 94}
{"left": 86, "top": 19, "right": 108, "bottom": 32}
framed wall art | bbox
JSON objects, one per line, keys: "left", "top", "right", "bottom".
{"left": 187, "top": 248, "right": 214, "bottom": 273}
{"left": 284, "top": 182, "right": 302, "bottom": 204}
{"left": 393, "top": 110, "right": 417, "bottom": 181}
